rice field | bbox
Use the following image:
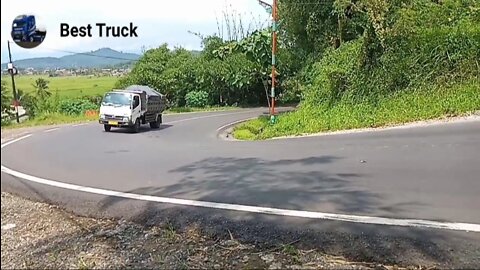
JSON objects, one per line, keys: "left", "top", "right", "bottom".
{"left": 3, "top": 75, "right": 117, "bottom": 98}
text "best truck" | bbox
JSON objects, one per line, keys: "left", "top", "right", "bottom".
{"left": 60, "top": 23, "right": 138, "bottom": 37}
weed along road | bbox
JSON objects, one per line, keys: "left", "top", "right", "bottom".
{"left": 2, "top": 108, "right": 480, "bottom": 267}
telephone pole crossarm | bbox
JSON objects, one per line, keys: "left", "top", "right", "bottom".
{"left": 258, "top": 0, "right": 272, "bottom": 11}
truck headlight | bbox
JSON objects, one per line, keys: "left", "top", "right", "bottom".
{"left": 100, "top": 114, "right": 105, "bottom": 119}
{"left": 123, "top": 117, "right": 129, "bottom": 122}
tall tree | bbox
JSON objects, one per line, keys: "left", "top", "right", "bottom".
{"left": 32, "top": 78, "right": 51, "bottom": 100}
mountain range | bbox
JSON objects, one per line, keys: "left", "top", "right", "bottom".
{"left": 1, "top": 48, "right": 141, "bottom": 70}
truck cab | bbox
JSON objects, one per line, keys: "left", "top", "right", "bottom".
{"left": 11, "top": 14, "right": 45, "bottom": 43}
{"left": 99, "top": 86, "right": 165, "bottom": 133}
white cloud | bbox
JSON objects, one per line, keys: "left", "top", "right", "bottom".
{"left": 1, "top": 0, "right": 269, "bottom": 61}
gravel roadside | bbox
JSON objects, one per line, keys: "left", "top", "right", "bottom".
{"left": 1, "top": 192, "right": 410, "bottom": 269}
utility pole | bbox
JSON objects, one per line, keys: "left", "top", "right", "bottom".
{"left": 271, "top": 0, "right": 278, "bottom": 124}
{"left": 7, "top": 41, "right": 20, "bottom": 123}
{"left": 258, "top": 0, "right": 279, "bottom": 124}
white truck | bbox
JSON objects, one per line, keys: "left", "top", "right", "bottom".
{"left": 99, "top": 85, "right": 167, "bottom": 133}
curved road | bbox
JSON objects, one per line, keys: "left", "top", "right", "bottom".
{"left": 2, "top": 108, "right": 480, "bottom": 267}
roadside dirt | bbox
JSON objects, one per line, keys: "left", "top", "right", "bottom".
{"left": 1, "top": 192, "right": 413, "bottom": 269}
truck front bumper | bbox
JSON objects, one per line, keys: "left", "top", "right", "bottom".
{"left": 99, "top": 119, "right": 133, "bottom": 127}
{"left": 11, "top": 35, "right": 24, "bottom": 42}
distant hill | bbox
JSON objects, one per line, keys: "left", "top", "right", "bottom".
{"left": 1, "top": 48, "right": 141, "bottom": 70}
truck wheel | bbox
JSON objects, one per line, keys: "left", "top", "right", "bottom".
{"left": 149, "top": 115, "right": 161, "bottom": 129}
{"left": 131, "top": 119, "right": 140, "bottom": 133}
{"left": 104, "top": 125, "right": 111, "bottom": 132}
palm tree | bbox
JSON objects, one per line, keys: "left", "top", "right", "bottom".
{"left": 32, "top": 78, "right": 51, "bottom": 100}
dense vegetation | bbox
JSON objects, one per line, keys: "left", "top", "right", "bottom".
{"left": 115, "top": 30, "right": 297, "bottom": 108}
{"left": 234, "top": 0, "right": 480, "bottom": 139}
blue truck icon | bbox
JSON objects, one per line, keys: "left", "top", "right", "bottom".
{"left": 11, "top": 14, "right": 46, "bottom": 43}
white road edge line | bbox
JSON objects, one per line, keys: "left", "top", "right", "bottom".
{"left": 216, "top": 117, "right": 259, "bottom": 132}
{"left": 164, "top": 109, "right": 242, "bottom": 116}
{"left": 1, "top": 134, "right": 33, "bottom": 148}
{"left": 44, "top": 128, "right": 60, "bottom": 133}
{"left": 72, "top": 123, "right": 88, "bottom": 127}
{"left": 2, "top": 134, "right": 480, "bottom": 233}
{"left": 167, "top": 110, "right": 260, "bottom": 124}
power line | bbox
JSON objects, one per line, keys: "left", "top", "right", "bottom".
{"left": 41, "top": 47, "right": 140, "bottom": 62}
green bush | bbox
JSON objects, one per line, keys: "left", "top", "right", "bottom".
{"left": 302, "top": 39, "right": 363, "bottom": 106}
{"left": 59, "top": 99, "right": 98, "bottom": 115}
{"left": 1, "top": 80, "right": 10, "bottom": 115}
{"left": 1, "top": 116, "right": 11, "bottom": 126}
{"left": 185, "top": 91, "right": 209, "bottom": 108}
{"left": 279, "top": 78, "right": 304, "bottom": 104}
{"left": 81, "top": 94, "right": 103, "bottom": 105}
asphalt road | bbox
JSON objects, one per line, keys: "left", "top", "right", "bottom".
{"left": 2, "top": 108, "right": 480, "bottom": 268}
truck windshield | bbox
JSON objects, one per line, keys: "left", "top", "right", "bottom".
{"left": 102, "top": 93, "right": 131, "bottom": 106}
{"left": 13, "top": 21, "right": 26, "bottom": 27}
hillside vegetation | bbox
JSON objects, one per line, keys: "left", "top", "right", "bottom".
{"left": 234, "top": 0, "right": 480, "bottom": 139}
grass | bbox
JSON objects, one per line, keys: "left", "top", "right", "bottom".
{"left": 1, "top": 112, "right": 98, "bottom": 129}
{"left": 282, "top": 244, "right": 301, "bottom": 264}
{"left": 5, "top": 75, "right": 117, "bottom": 98}
{"left": 77, "top": 257, "right": 95, "bottom": 270}
{"left": 232, "top": 118, "right": 267, "bottom": 140}
{"left": 233, "top": 79, "right": 480, "bottom": 140}
{"left": 163, "top": 222, "right": 177, "bottom": 241}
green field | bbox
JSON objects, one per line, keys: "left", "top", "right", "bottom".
{"left": 4, "top": 75, "right": 117, "bottom": 98}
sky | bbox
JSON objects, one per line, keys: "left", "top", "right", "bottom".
{"left": 1, "top": 0, "right": 269, "bottom": 63}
